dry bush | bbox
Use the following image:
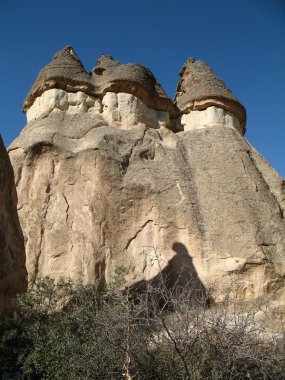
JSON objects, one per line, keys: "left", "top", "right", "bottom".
{"left": 0, "top": 265, "right": 284, "bottom": 379}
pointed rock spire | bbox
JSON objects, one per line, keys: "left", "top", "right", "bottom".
{"left": 174, "top": 58, "right": 246, "bottom": 130}
{"left": 23, "top": 46, "right": 92, "bottom": 112}
{"left": 91, "top": 55, "right": 177, "bottom": 116}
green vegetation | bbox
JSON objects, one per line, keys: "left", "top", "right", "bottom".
{"left": 0, "top": 270, "right": 284, "bottom": 379}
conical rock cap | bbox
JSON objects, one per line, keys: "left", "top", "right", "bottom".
{"left": 23, "top": 46, "right": 92, "bottom": 112}
{"left": 23, "top": 47, "right": 177, "bottom": 116}
{"left": 174, "top": 58, "right": 246, "bottom": 129}
{"left": 91, "top": 55, "right": 177, "bottom": 115}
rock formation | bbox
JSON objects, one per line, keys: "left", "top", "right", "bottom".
{"left": 7, "top": 46, "right": 285, "bottom": 315}
{"left": 23, "top": 46, "right": 176, "bottom": 127}
{"left": 0, "top": 136, "right": 26, "bottom": 311}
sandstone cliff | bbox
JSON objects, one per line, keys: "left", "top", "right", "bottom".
{"left": 8, "top": 47, "right": 285, "bottom": 313}
{"left": 0, "top": 136, "right": 26, "bottom": 311}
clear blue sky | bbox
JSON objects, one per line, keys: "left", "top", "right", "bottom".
{"left": 1, "top": 0, "right": 284, "bottom": 177}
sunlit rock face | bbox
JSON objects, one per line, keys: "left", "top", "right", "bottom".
{"left": 7, "top": 46, "right": 285, "bottom": 320}
{"left": 102, "top": 92, "right": 170, "bottom": 129}
{"left": 26, "top": 89, "right": 171, "bottom": 130}
{"left": 180, "top": 106, "right": 242, "bottom": 134}
{"left": 9, "top": 112, "right": 285, "bottom": 308}
{"left": 0, "top": 136, "right": 26, "bottom": 311}
{"left": 26, "top": 89, "right": 101, "bottom": 122}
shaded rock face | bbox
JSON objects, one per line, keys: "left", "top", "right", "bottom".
{"left": 0, "top": 136, "right": 26, "bottom": 311}
{"left": 8, "top": 47, "right": 285, "bottom": 312}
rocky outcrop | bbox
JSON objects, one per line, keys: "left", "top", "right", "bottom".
{"left": 0, "top": 136, "right": 26, "bottom": 311}
{"left": 8, "top": 47, "right": 285, "bottom": 315}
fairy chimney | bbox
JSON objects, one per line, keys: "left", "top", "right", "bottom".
{"left": 6, "top": 48, "right": 285, "bottom": 323}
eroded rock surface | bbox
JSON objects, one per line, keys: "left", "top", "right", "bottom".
{"left": 8, "top": 47, "right": 285, "bottom": 315}
{"left": 9, "top": 117, "right": 285, "bottom": 307}
{"left": 0, "top": 136, "right": 26, "bottom": 311}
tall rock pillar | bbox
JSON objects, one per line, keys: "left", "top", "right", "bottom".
{"left": 173, "top": 58, "right": 285, "bottom": 305}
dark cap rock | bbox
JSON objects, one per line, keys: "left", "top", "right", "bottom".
{"left": 174, "top": 58, "right": 246, "bottom": 129}
{"left": 23, "top": 47, "right": 177, "bottom": 116}
{"left": 23, "top": 46, "right": 93, "bottom": 112}
{"left": 91, "top": 55, "right": 177, "bottom": 115}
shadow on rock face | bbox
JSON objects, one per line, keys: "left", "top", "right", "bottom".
{"left": 170, "top": 242, "right": 208, "bottom": 301}
{"left": 130, "top": 242, "right": 209, "bottom": 308}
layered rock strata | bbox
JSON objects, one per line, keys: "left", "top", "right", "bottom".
{"left": 0, "top": 136, "right": 26, "bottom": 311}
{"left": 8, "top": 47, "right": 285, "bottom": 316}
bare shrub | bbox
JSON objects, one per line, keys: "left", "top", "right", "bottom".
{"left": 0, "top": 265, "right": 284, "bottom": 379}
